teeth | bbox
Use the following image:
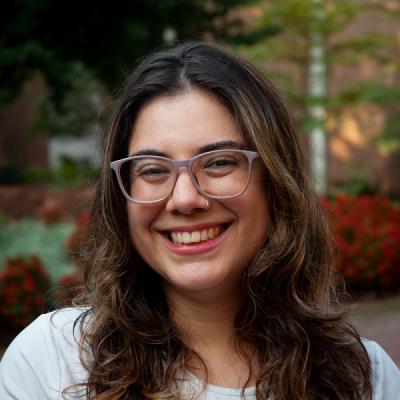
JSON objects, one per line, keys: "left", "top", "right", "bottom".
{"left": 177, "top": 232, "right": 183, "bottom": 244}
{"left": 168, "top": 225, "right": 226, "bottom": 245}
{"left": 191, "top": 231, "right": 201, "bottom": 242}
{"left": 171, "top": 232, "right": 177, "bottom": 244}
{"left": 183, "top": 232, "right": 191, "bottom": 244}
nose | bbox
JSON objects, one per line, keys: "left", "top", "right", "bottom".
{"left": 165, "top": 167, "right": 208, "bottom": 214}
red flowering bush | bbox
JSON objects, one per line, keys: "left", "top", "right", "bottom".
{"left": 322, "top": 195, "right": 400, "bottom": 289}
{"left": 0, "top": 255, "right": 51, "bottom": 328}
{"left": 64, "top": 213, "right": 90, "bottom": 264}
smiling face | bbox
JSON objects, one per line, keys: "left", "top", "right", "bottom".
{"left": 127, "top": 91, "right": 269, "bottom": 301}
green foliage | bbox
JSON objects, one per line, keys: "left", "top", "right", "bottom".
{"left": 0, "top": 212, "right": 8, "bottom": 226}
{"left": 331, "top": 32, "right": 398, "bottom": 63}
{"left": 26, "top": 65, "right": 108, "bottom": 138}
{"left": 0, "top": 220, "right": 74, "bottom": 283}
{"left": 335, "top": 164, "right": 380, "bottom": 197}
{"left": 352, "top": 84, "right": 400, "bottom": 105}
{"left": 0, "top": 0, "right": 253, "bottom": 116}
{"left": 252, "top": 0, "right": 366, "bottom": 46}
{"left": 226, "top": 25, "right": 282, "bottom": 45}
{"left": 371, "top": 115, "right": 400, "bottom": 152}
{"left": 232, "top": 0, "right": 400, "bottom": 152}
{"left": 48, "top": 157, "right": 101, "bottom": 188}
{"left": 0, "top": 156, "right": 100, "bottom": 188}
{"left": 299, "top": 115, "right": 327, "bottom": 134}
{"left": 338, "top": 177, "right": 379, "bottom": 197}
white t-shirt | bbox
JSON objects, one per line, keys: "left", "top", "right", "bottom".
{"left": 0, "top": 308, "right": 399, "bottom": 399}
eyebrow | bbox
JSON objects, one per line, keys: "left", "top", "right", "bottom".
{"left": 129, "top": 149, "right": 170, "bottom": 158}
{"left": 129, "top": 141, "right": 246, "bottom": 159}
{"left": 197, "top": 140, "right": 246, "bottom": 154}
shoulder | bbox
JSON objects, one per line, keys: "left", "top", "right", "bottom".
{"left": 362, "top": 339, "right": 400, "bottom": 400}
{"left": 0, "top": 307, "right": 90, "bottom": 400}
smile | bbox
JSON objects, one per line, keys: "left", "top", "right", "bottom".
{"left": 167, "top": 224, "right": 228, "bottom": 245}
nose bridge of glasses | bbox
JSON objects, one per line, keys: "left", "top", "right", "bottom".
{"left": 171, "top": 158, "right": 201, "bottom": 193}
{"left": 171, "top": 158, "right": 193, "bottom": 171}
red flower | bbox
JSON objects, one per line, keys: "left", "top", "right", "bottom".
{"left": 0, "top": 255, "right": 50, "bottom": 329}
{"left": 24, "top": 274, "right": 35, "bottom": 292}
{"left": 320, "top": 194, "right": 400, "bottom": 289}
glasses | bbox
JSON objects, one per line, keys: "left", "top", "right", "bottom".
{"left": 110, "top": 149, "right": 260, "bottom": 204}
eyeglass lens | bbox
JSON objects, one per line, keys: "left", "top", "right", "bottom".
{"left": 119, "top": 151, "right": 251, "bottom": 203}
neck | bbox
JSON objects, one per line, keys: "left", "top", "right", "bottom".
{"left": 163, "top": 281, "right": 246, "bottom": 348}
{"left": 163, "top": 281, "right": 257, "bottom": 388}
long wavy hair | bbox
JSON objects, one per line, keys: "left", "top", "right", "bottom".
{"left": 64, "top": 42, "right": 373, "bottom": 400}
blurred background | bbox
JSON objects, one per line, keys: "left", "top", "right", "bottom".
{"left": 0, "top": 0, "right": 399, "bottom": 365}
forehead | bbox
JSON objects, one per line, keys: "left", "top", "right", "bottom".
{"left": 128, "top": 92, "right": 244, "bottom": 158}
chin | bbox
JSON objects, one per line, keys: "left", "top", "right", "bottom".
{"left": 164, "top": 267, "right": 232, "bottom": 293}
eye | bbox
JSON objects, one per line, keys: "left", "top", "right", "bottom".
{"left": 130, "top": 159, "right": 173, "bottom": 184}
{"left": 204, "top": 156, "right": 238, "bottom": 169}
{"left": 136, "top": 165, "right": 171, "bottom": 183}
{"left": 138, "top": 166, "right": 169, "bottom": 176}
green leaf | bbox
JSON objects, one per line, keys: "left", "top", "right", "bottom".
{"left": 226, "top": 25, "right": 282, "bottom": 45}
{"left": 371, "top": 115, "right": 400, "bottom": 151}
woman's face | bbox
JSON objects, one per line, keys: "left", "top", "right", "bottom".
{"left": 127, "top": 91, "right": 269, "bottom": 298}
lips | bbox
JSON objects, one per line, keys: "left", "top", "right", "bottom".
{"left": 160, "top": 223, "right": 230, "bottom": 256}
{"left": 167, "top": 224, "right": 228, "bottom": 245}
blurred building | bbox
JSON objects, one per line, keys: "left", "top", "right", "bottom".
{"left": 0, "top": 76, "right": 101, "bottom": 174}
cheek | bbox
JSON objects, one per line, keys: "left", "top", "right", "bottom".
{"left": 127, "top": 204, "right": 153, "bottom": 248}
{"left": 127, "top": 205, "right": 160, "bottom": 271}
{"left": 242, "top": 186, "right": 269, "bottom": 243}
{"left": 225, "top": 184, "right": 269, "bottom": 251}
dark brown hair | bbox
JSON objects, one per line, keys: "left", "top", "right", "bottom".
{"left": 65, "top": 42, "right": 372, "bottom": 400}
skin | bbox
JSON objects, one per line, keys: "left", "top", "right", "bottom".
{"left": 127, "top": 91, "right": 269, "bottom": 388}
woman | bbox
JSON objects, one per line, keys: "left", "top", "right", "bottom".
{"left": 1, "top": 42, "right": 399, "bottom": 400}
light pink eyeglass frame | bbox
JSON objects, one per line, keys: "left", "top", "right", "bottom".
{"left": 110, "top": 149, "right": 260, "bottom": 204}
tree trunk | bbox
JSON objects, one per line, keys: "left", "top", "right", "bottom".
{"left": 309, "top": 0, "right": 327, "bottom": 195}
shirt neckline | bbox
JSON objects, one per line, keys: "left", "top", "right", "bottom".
{"left": 187, "top": 371, "right": 257, "bottom": 397}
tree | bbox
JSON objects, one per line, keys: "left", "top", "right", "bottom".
{"left": 230, "top": 0, "right": 400, "bottom": 193}
{"left": 0, "top": 0, "right": 252, "bottom": 121}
